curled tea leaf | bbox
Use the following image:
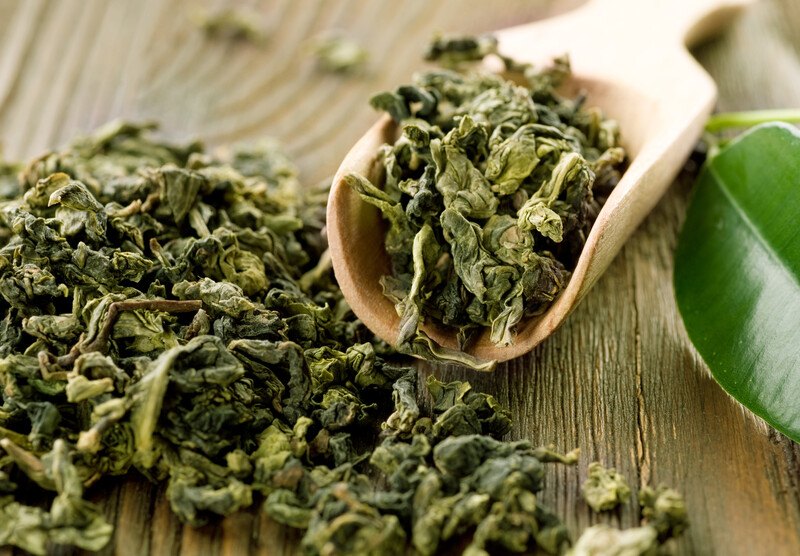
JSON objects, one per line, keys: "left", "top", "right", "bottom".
{"left": 193, "top": 7, "right": 267, "bottom": 43}
{"left": 569, "top": 524, "right": 658, "bottom": 556}
{"left": 425, "top": 34, "right": 499, "bottom": 68}
{"left": 312, "top": 35, "right": 369, "bottom": 74}
{"left": 581, "top": 461, "right": 631, "bottom": 512}
{"left": 639, "top": 485, "right": 688, "bottom": 541}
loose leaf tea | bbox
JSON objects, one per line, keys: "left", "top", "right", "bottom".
{"left": 424, "top": 34, "right": 500, "bottom": 69}
{"left": 312, "top": 35, "right": 369, "bottom": 74}
{"left": 346, "top": 35, "right": 625, "bottom": 365}
{"left": 569, "top": 485, "right": 688, "bottom": 555}
{"left": 569, "top": 525, "right": 658, "bottom": 556}
{"left": 193, "top": 7, "right": 267, "bottom": 44}
{"left": 581, "top": 461, "right": 631, "bottom": 512}
{"left": 0, "top": 121, "right": 674, "bottom": 555}
{"left": 639, "top": 485, "right": 689, "bottom": 542}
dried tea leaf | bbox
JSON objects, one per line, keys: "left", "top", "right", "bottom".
{"left": 639, "top": 485, "right": 688, "bottom": 541}
{"left": 569, "top": 524, "right": 658, "bottom": 556}
{"left": 569, "top": 481, "right": 687, "bottom": 555}
{"left": 0, "top": 115, "right": 671, "bottom": 556}
{"left": 581, "top": 461, "right": 631, "bottom": 512}
{"left": 350, "top": 35, "right": 625, "bottom": 367}
{"left": 312, "top": 34, "right": 369, "bottom": 74}
{"left": 0, "top": 440, "right": 112, "bottom": 554}
{"left": 425, "top": 34, "right": 499, "bottom": 68}
{"left": 193, "top": 7, "right": 267, "bottom": 43}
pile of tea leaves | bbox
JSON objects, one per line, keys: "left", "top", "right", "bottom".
{"left": 0, "top": 120, "right": 688, "bottom": 555}
{"left": 0, "top": 122, "right": 531, "bottom": 554}
{"left": 346, "top": 35, "right": 626, "bottom": 363}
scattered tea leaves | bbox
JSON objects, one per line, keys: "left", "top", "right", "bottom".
{"left": 639, "top": 485, "right": 688, "bottom": 542}
{"left": 193, "top": 7, "right": 267, "bottom": 44}
{"left": 569, "top": 524, "right": 658, "bottom": 556}
{"left": 571, "top": 483, "right": 688, "bottom": 555}
{"left": 312, "top": 34, "right": 369, "bottom": 74}
{"left": 0, "top": 121, "right": 661, "bottom": 555}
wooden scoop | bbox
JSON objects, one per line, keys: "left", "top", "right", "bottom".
{"left": 327, "top": 0, "right": 755, "bottom": 363}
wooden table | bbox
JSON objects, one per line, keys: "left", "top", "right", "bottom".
{"left": 1, "top": 0, "right": 799, "bottom": 554}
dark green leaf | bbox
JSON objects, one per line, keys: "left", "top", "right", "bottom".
{"left": 675, "top": 123, "right": 800, "bottom": 442}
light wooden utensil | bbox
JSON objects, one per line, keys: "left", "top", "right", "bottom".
{"left": 327, "top": 0, "right": 755, "bottom": 363}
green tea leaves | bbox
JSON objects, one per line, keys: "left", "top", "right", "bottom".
{"left": 674, "top": 122, "right": 800, "bottom": 442}
{"left": 351, "top": 44, "right": 625, "bottom": 365}
{"left": 0, "top": 440, "right": 113, "bottom": 555}
{"left": 425, "top": 34, "right": 499, "bottom": 68}
{"left": 0, "top": 119, "right": 611, "bottom": 555}
{"left": 581, "top": 462, "right": 631, "bottom": 512}
{"left": 311, "top": 35, "right": 369, "bottom": 75}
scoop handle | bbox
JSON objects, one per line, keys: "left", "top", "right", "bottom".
{"left": 580, "top": 0, "right": 756, "bottom": 48}
{"left": 496, "top": 0, "right": 755, "bottom": 71}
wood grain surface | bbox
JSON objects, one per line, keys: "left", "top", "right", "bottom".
{"left": 1, "top": 1, "right": 799, "bottom": 555}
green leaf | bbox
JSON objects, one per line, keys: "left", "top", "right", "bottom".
{"left": 674, "top": 122, "right": 800, "bottom": 442}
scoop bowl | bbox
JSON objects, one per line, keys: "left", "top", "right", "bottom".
{"left": 327, "top": 0, "right": 755, "bottom": 363}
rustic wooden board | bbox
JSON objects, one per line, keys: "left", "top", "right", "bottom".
{"left": 1, "top": 0, "right": 799, "bottom": 555}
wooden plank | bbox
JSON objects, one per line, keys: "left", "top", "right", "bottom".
{"left": 0, "top": 0, "right": 798, "bottom": 554}
{"left": 148, "top": 488, "right": 183, "bottom": 556}
{"left": 113, "top": 479, "right": 157, "bottom": 556}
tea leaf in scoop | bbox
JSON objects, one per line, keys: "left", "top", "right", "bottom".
{"left": 398, "top": 328, "right": 497, "bottom": 372}
{"left": 350, "top": 35, "right": 625, "bottom": 367}
{"left": 396, "top": 224, "right": 437, "bottom": 346}
{"left": 425, "top": 34, "right": 499, "bottom": 68}
{"left": 343, "top": 173, "right": 414, "bottom": 261}
{"left": 485, "top": 123, "right": 541, "bottom": 195}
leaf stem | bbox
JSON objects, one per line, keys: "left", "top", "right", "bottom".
{"left": 54, "top": 299, "right": 202, "bottom": 369}
{"left": 705, "top": 109, "right": 800, "bottom": 133}
{"left": 84, "top": 300, "right": 202, "bottom": 355}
